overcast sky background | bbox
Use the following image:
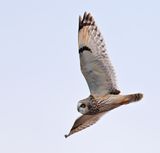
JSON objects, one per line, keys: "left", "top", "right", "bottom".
{"left": 0, "top": 0, "right": 160, "bottom": 153}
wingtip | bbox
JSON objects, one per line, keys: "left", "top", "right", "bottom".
{"left": 83, "top": 11, "right": 87, "bottom": 19}
{"left": 133, "top": 93, "right": 143, "bottom": 101}
{"left": 64, "top": 133, "right": 71, "bottom": 138}
{"left": 64, "top": 134, "right": 68, "bottom": 138}
{"left": 138, "top": 93, "right": 144, "bottom": 100}
{"left": 79, "top": 15, "right": 82, "bottom": 22}
{"left": 83, "top": 12, "right": 92, "bottom": 21}
{"left": 78, "top": 12, "right": 95, "bottom": 31}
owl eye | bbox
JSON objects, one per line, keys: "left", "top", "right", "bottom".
{"left": 80, "top": 104, "right": 86, "bottom": 108}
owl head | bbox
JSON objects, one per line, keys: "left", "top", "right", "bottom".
{"left": 77, "top": 98, "right": 90, "bottom": 114}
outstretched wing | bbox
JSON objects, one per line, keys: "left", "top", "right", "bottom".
{"left": 78, "top": 12, "right": 120, "bottom": 97}
{"left": 65, "top": 112, "right": 105, "bottom": 138}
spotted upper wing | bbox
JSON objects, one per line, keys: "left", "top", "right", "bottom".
{"left": 65, "top": 112, "right": 105, "bottom": 138}
{"left": 78, "top": 12, "right": 120, "bottom": 97}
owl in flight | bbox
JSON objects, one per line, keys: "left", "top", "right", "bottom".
{"left": 65, "top": 12, "right": 143, "bottom": 138}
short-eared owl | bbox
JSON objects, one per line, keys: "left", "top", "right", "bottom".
{"left": 65, "top": 12, "right": 143, "bottom": 138}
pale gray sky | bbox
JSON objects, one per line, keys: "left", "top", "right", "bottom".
{"left": 0, "top": 0, "right": 160, "bottom": 153}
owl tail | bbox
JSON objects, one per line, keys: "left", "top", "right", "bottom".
{"left": 122, "top": 93, "right": 143, "bottom": 104}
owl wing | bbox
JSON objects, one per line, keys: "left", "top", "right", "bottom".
{"left": 79, "top": 12, "right": 120, "bottom": 97}
{"left": 65, "top": 112, "right": 105, "bottom": 138}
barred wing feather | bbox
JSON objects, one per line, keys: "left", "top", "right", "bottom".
{"left": 65, "top": 112, "right": 105, "bottom": 138}
{"left": 78, "top": 12, "right": 120, "bottom": 97}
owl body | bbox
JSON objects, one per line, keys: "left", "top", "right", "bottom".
{"left": 65, "top": 12, "right": 143, "bottom": 138}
